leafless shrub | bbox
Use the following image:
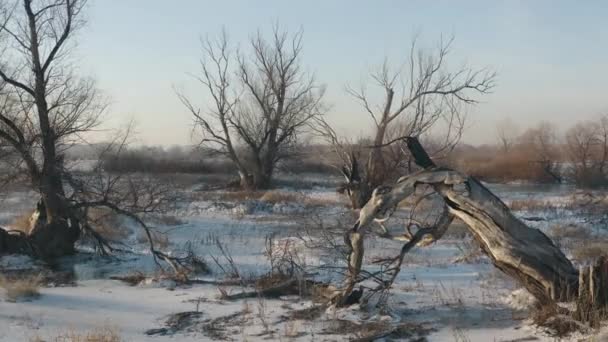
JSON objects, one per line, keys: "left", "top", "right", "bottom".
{"left": 210, "top": 237, "right": 241, "bottom": 280}
{"left": 263, "top": 234, "right": 305, "bottom": 280}
{"left": 256, "top": 296, "right": 271, "bottom": 335}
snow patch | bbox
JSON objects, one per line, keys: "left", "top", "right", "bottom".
{"left": 503, "top": 288, "right": 537, "bottom": 311}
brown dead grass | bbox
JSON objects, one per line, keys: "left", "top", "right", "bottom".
{"left": 0, "top": 274, "right": 42, "bottom": 302}
{"left": 30, "top": 326, "right": 122, "bottom": 342}
{"left": 259, "top": 190, "right": 305, "bottom": 204}
{"left": 571, "top": 240, "right": 608, "bottom": 263}
{"left": 109, "top": 271, "right": 146, "bottom": 286}
{"left": 549, "top": 223, "right": 591, "bottom": 249}
{"left": 550, "top": 224, "right": 591, "bottom": 240}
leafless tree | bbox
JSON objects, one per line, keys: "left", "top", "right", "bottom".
{"left": 331, "top": 137, "right": 580, "bottom": 310}
{"left": 0, "top": 0, "right": 101, "bottom": 257}
{"left": 496, "top": 117, "right": 518, "bottom": 153}
{"left": 0, "top": 1, "right": 187, "bottom": 271}
{"left": 520, "top": 121, "right": 561, "bottom": 182}
{"left": 177, "top": 26, "right": 325, "bottom": 189}
{"left": 566, "top": 115, "right": 608, "bottom": 187}
{"left": 319, "top": 35, "right": 495, "bottom": 208}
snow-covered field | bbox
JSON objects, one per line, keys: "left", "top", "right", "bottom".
{"left": 1, "top": 174, "right": 607, "bottom": 341}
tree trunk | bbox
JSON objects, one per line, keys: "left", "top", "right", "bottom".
{"left": 437, "top": 177, "right": 578, "bottom": 301}
{"left": 366, "top": 123, "right": 388, "bottom": 188}
{"left": 28, "top": 171, "right": 80, "bottom": 258}
{"left": 403, "top": 137, "right": 579, "bottom": 301}
{"left": 343, "top": 137, "right": 580, "bottom": 305}
{"left": 575, "top": 256, "right": 608, "bottom": 326}
{"left": 0, "top": 167, "right": 80, "bottom": 259}
{"left": 347, "top": 182, "right": 372, "bottom": 210}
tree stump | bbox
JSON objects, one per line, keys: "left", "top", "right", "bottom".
{"left": 575, "top": 256, "right": 608, "bottom": 326}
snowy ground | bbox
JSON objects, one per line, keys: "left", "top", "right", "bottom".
{"left": 1, "top": 174, "right": 607, "bottom": 341}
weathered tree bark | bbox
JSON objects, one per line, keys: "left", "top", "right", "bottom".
{"left": 339, "top": 137, "right": 580, "bottom": 306}
{"left": 575, "top": 256, "right": 608, "bottom": 326}
{"left": 435, "top": 176, "right": 578, "bottom": 301}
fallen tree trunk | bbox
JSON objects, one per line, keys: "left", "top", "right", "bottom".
{"left": 435, "top": 175, "right": 578, "bottom": 301}
{"left": 340, "top": 137, "right": 579, "bottom": 305}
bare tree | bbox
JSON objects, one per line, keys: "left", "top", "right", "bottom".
{"left": 0, "top": 0, "right": 102, "bottom": 257}
{"left": 178, "top": 26, "right": 325, "bottom": 189}
{"left": 496, "top": 116, "right": 518, "bottom": 153}
{"left": 320, "top": 35, "right": 495, "bottom": 208}
{"left": 566, "top": 115, "right": 608, "bottom": 187}
{"left": 0, "top": 1, "right": 186, "bottom": 271}
{"left": 520, "top": 121, "right": 561, "bottom": 182}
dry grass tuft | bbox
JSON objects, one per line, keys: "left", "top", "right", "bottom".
{"left": 0, "top": 275, "right": 43, "bottom": 303}
{"left": 259, "top": 190, "right": 307, "bottom": 204}
{"left": 549, "top": 223, "right": 591, "bottom": 249}
{"left": 0, "top": 274, "right": 42, "bottom": 302}
{"left": 214, "top": 190, "right": 262, "bottom": 202}
{"left": 531, "top": 303, "right": 585, "bottom": 338}
{"left": 109, "top": 271, "right": 146, "bottom": 286}
{"left": 31, "top": 326, "right": 122, "bottom": 342}
{"left": 549, "top": 224, "right": 591, "bottom": 241}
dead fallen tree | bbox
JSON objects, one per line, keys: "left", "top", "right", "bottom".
{"left": 334, "top": 137, "right": 606, "bottom": 324}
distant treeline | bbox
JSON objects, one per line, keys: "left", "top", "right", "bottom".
{"left": 99, "top": 145, "right": 334, "bottom": 175}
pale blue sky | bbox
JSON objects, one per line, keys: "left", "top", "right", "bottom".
{"left": 78, "top": 0, "right": 608, "bottom": 146}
